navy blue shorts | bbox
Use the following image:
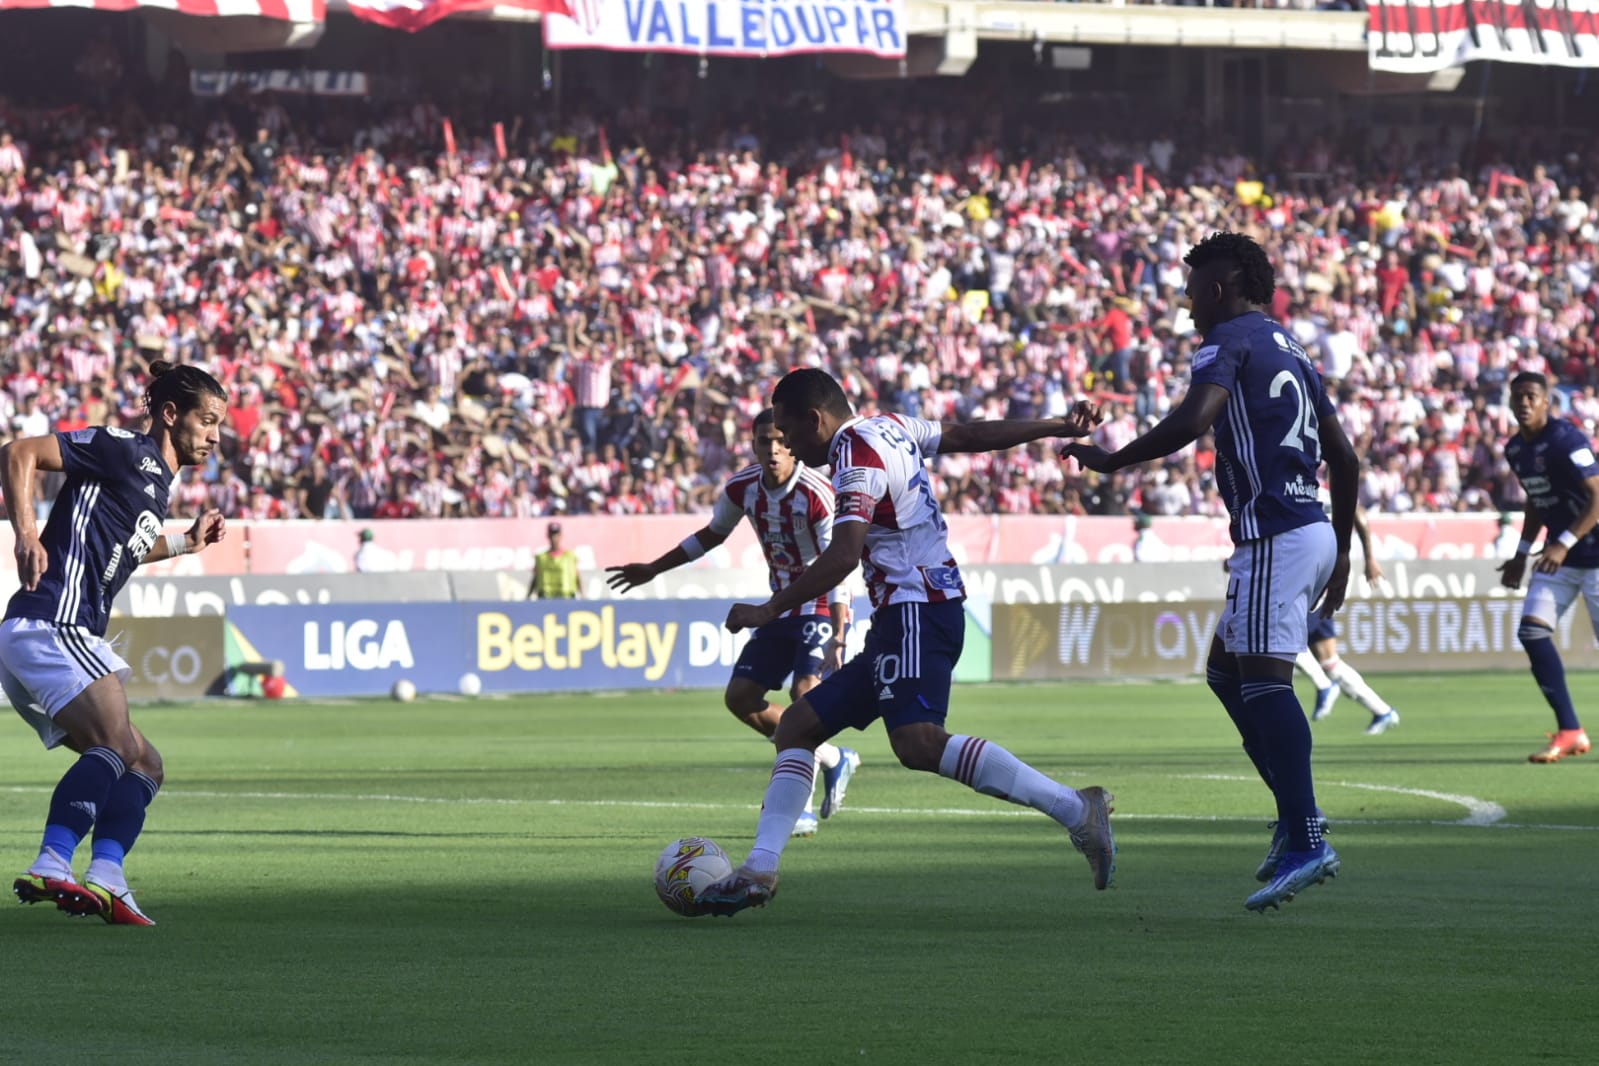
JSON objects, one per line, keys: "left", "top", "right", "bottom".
{"left": 1306, "top": 609, "right": 1338, "bottom": 645}
{"left": 806, "top": 599, "right": 965, "bottom": 734}
{"left": 732, "top": 615, "right": 835, "bottom": 692}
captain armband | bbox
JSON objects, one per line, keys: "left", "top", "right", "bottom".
{"left": 679, "top": 535, "right": 707, "bottom": 561}
{"left": 1558, "top": 530, "right": 1581, "bottom": 550}
{"left": 1517, "top": 539, "right": 1536, "bottom": 556}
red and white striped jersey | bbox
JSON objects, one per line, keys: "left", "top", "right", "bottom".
{"left": 830, "top": 414, "right": 966, "bottom": 608}
{"left": 709, "top": 462, "right": 837, "bottom": 619}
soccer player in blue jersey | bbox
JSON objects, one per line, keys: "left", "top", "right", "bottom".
{"left": 1497, "top": 372, "right": 1597, "bottom": 764}
{"left": 1064, "top": 231, "right": 1360, "bottom": 912}
{"left": 3, "top": 361, "right": 229, "bottom": 925}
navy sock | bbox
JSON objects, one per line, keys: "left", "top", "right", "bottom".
{"left": 1522, "top": 626, "right": 1582, "bottom": 731}
{"left": 42, "top": 746, "right": 126, "bottom": 863}
{"left": 91, "top": 771, "right": 160, "bottom": 868}
{"left": 1208, "top": 666, "right": 1274, "bottom": 792}
{"left": 1240, "top": 677, "right": 1320, "bottom": 852}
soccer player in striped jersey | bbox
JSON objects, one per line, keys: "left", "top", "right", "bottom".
{"left": 1294, "top": 498, "right": 1400, "bottom": 736}
{"left": 1497, "top": 372, "right": 1598, "bottom": 764}
{"left": 606, "top": 409, "right": 861, "bottom": 836}
{"left": 4, "top": 361, "right": 229, "bottom": 925}
{"left": 1064, "top": 231, "right": 1361, "bottom": 912}
{"left": 696, "top": 370, "right": 1116, "bottom": 917}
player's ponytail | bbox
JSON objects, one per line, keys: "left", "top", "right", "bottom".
{"left": 144, "top": 360, "right": 228, "bottom": 418}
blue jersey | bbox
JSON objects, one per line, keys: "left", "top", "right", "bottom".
{"left": 5, "top": 427, "right": 174, "bottom": 637}
{"left": 1505, "top": 418, "right": 1599, "bottom": 568}
{"left": 1189, "top": 311, "right": 1336, "bottom": 545}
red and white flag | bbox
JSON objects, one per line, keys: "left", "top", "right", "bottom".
{"left": 346, "top": 0, "right": 569, "bottom": 32}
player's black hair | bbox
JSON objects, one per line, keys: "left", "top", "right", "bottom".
{"left": 753, "top": 408, "right": 776, "bottom": 430}
{"left": 1183, "top": 231, "right": 1276, "bottom": 306}
{"left": 1510, "top": 371, "right": 1549, "bottom": 392}
{"left": 771, "top": 368, "right": 852, "bottom": 419}
{"left": 145, "top": 360, "right": 228, "bottom": 418}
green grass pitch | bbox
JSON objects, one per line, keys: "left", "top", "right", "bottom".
{"left": 1, "top": 675, "right": 1593, "bottom": 1065}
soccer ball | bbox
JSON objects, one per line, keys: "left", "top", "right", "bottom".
{"left": 458, "top": 672, "right": 482, "bottom": 697}
{"left": 390, "top": 679, "right": 417, "bottom": 702}
{"left": 654, "top": 837, "right": 734, "bottom": 917}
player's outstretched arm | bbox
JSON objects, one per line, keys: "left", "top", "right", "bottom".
{"left": 726, "top": 521, "right": 866, "bottom": 633}
{"left": 1, "top": 435, "right": 65, "bottom": 592}
{"left": 606, "top": 527, "right": 727, "bottom": 594}
{"left": 1061, "top": 385, "right": 1228, "bottom": 474}
{"left": 935, "top": 401, "right": 1103, "bottom": 455}
{"left": 1498, "top": 506, "right": 1544, "bottom": 589}
{"left": 1315, "top": 413, "right": 1361, "bottom": 617}
{"left": 141, "top": 509, "right": 227, "bottom": 566}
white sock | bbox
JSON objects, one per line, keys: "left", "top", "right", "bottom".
{"left": 938, "top": 735, "right": 1085, "bottom": 829}
{"left": 29, "top": 847, "right": 72, "bottom": 879}
{"left": 815, "top": 741, "right": 842, "bottom": 770}
{"left": 85, "top": 858, "right": 127, "bottom": 890}
{"left": 1325, "top": 660, "right": 1392, "bottom": 716}
{"left": 1296, "top": 649, "right": 1333, "bottom": 690}
{"left": 745, "top": 749, "right": 816, "bottom": 874}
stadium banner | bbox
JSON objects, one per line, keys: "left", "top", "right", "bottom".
{"left": 346, "top": 0, "right": 567, "bottom": 32}
{"left": 229, "top": 603, "right": 470, "bottom": 697}
{"left": 190, "top": 70, "right": 370, "bottom": 97}
{"left": 544, "top": 0, "right": 908, "bottom": 58}
{"left": 232, "top": 513, "right": 1509, "bottom": 578}
{"left": 594, "top": 558, "right": 1521, "bottom": 606}
{"left": 993, "top": 598, "right": 1599, "bottom": 681}
{"left": 0, "top": 0, "right": 323, "bottom": 17}
{"left": 115, "top": 572, "right": 456, "bottom": 618}
{"left": 227, "top": 598, "right": 985, "bottom": 696}
{"left": 1368, "top": 0, "right": 1599, "bottom": 74}
{"left": 110, "top": 617, "right": 228, "bottom": 700}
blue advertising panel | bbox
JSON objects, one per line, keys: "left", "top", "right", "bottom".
{"left": 228, "top": 597, "right": 990, "bottom": 696}
{"left": 229, "top": 603, "right": 472, "bottom": 697}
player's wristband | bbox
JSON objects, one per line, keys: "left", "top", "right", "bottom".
{"left": 165, "top": 533, "right": 191, "bottom": 557}
{"left": 1518, "top": 539, "right": 1536, "bottom": 556}
{"left": 1558, "top": 530, "right": 1580, "bottom": 550}
{"left": 678, "top": 535, "right": 706, "bottom": 561}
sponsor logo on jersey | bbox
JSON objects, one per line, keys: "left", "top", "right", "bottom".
{"left": 1284, "top": 475, "right": 1320, "bottom": 501}
{"left": 1571, "top": 447, "right": 1596, "bottom": 468}
{"left": 920, "top": 565, "right": 963, "bottom": 591}
{"left": 68, "top": 428, "right": 97, "bottom": 443}
{"left": 144, "top": 484, "right": 157, "bottom": 498}
{"left": 1192, "top": 344, "right": 1219, "bottom": 370}
{"left": 139, "top": 457, "right": 162, "bottom": 475}
{"left": 128, "top": 511, "right": 163, "bottom": 558}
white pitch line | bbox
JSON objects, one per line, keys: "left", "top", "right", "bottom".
{"left": 1180, "top": 773, "right": 1507, "bottom": 826}
{"left": 1, "top": 786, "right": 1592, "bottom": 832}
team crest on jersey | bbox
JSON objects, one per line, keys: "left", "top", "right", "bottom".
{"left": 139, "top": 457, "right": 162, "bottom": 476}
{"left": 106, "top": 427, "right": 135, "bottom": 439}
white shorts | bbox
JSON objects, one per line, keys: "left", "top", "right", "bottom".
{"left": 1522, "top": 566, "right": 1599, "bottom": 632}
{"left": 1219, "top": 523, "right": 1337, "bottom": 660}
{"left": 0, "top": 617, "right": 131, "bottom": 750}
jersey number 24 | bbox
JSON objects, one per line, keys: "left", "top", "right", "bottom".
{"left": 1269, "top": 370, "right": 1321, "bottom": 463}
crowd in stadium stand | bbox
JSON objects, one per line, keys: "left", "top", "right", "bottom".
{"left": 0, "top": 84, "right": 1594, "bottom": 522}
